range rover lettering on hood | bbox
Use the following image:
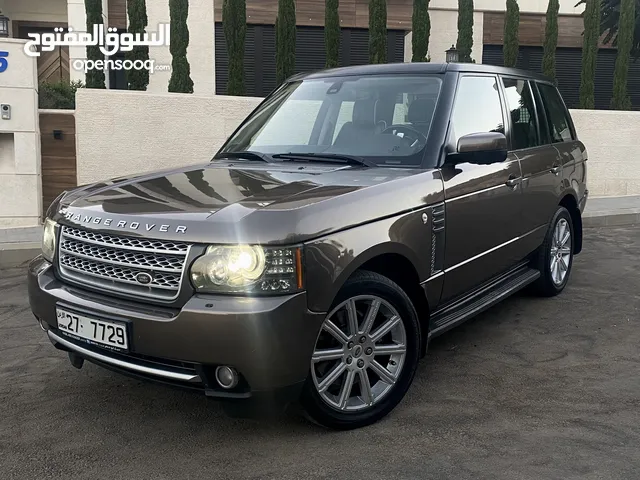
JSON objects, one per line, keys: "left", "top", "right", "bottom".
{"left": 61, "top": 209, "right": 187, "bottom": 234}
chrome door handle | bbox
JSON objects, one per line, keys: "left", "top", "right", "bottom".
{"left": 550, "top": 165, "right": 561, "bottom": 175}
{"left": 506, "top": 176, "right": 520, "bottom": 188}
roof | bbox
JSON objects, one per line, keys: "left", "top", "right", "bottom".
{"left": 290, "top": 62, "right": 553, "bottom": 83}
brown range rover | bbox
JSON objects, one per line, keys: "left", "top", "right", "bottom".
{"left": 28, "top": 63, "right": 587, "bottom": 430}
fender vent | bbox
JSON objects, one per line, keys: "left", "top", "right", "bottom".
{"left": 431, "top": 203, "right": 445, "bottom": 275}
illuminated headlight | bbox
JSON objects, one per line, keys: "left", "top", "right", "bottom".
{"left": 190, "top": 245, "right": 303, "bottom": 294}
{"left": 42, "top": 218, "right": 57, "bottom": 262}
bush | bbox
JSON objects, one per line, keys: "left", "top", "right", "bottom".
{"left": 579, "top": 0, "right": 601, "bottom": 109}
{"left": 168, "top": 0, "right": 194, "bottom": 93}
{"left": 276, "top": 0, "right": 296, "bottom": 83}
{"left": 369, "top": 0, "right": 387, "bottom": 64}
{"left": 325, "top": 0, "right": 340, "bottom": 68}
{"left": 38, "top": 81, "right": 85, "bottom": 110}
{"left": 85, "top": 0, "right": 106, "bottom": 88}
{"left": 126, "top": 0, "right": 150, "bottom": 91}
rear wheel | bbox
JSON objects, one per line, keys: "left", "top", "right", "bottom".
{"left": 301, "top": 271, "right": 420, "bottom": 430}
{"left": 531, "top": 206, "right": 574, "bottom": 297}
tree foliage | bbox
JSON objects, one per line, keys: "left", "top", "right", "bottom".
{"left": 456, "top": 0, "right": 474, "bottom": 62}
{"left": 611, "top": 0, "right": 635, "bottom": 108}
{"left": 223, "top": 0, "right": 246, "bottom": 94}
{"left": 503, "top": 0, "right": 520, "bottom": 67}
{"left": 542, "top": 0, "right": 559, "bottom": 80}
{"left": 579, "top": 0, "right": 601, "bottom": 108}
{"left": 125, "top": 0, "right": 150, "bottom": 91}
{"left": 576, "top": 0, "right": 640, "bottom": 58}
{"left": 412, "top": 0, "right": 431, "bottom": 62}
{"left": 369, "top": 0, "right": 387, "bottom": 64}
{"left": 276, "top": 0, "right": 296, "bottom": 83}
{"left": 168, "top": 0, "right": 194, "bottom": 93}
{"left": 84, "top": 0, "right": 106, "bottom": 89}
{"left": 325, "top": 0, "right": 340, "bottom": 68}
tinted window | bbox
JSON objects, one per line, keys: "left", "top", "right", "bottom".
{"left": 502, "top": 78, "right": 540, "bottom": 150}
{"left": 450, "top": 76, "right": 505, "bottom": 145}
{"left": 537, "top": 83, "right": 574, "bottom": 142}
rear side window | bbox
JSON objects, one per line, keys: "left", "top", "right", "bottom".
{"left": 501, "top": 78, "right": 541, "bottom": 150}
{"left": 537, "top": 83, "right": 574, "bottom": 142}
{"left": 450, "top": 76, "right": 505, "bottom": 145}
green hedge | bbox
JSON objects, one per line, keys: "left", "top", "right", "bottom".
{"left": 38, "top": 81, "right": 85, "bottom": 110}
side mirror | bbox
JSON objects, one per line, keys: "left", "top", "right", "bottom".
{"left": 447, "top": 132, "right": 508, "bottom": 165}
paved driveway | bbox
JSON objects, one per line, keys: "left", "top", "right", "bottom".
{"left": 1, "top": 227, "right": 639, "bottom": 480}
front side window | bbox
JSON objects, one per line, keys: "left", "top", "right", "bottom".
{"left": 502, "top": 78, "right": 540, "bottom": 150}
{"left": 450, "top": 75, "right": 505, "bottom": 146}
{"left": 537, "top": 83, "right": 574, "bottom": 143}
{"left": 219, "top": 75, "right": 443, "bottom": 167}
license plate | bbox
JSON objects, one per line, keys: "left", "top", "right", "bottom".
{"left": 56, "top": 308, "right": 129, "bottom": 351}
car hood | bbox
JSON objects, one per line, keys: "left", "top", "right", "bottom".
{"left": 55, "top": 161, "right": 443, "bottom": 244}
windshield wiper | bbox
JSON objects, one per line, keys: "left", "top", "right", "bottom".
{"left": 271, "top": 152, "right": 376, "bottom": 167}
{"left": 213, "top": 151, "right": 271, "bottom": 162}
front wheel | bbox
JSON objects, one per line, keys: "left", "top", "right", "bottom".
{"left": 300, "top": 271, "right": 420, "bottom": 430}
{"left": 531, "top": 206, "right": 574, "bottom": 297}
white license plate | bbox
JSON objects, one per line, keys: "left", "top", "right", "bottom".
{"left": 56, "top": 308, "right": 129, "bottom": 351}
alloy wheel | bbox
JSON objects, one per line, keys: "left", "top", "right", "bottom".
{"left": 310, "top": 295, "right": 407, "bottom": 412}
{"left": 550, "top": 218, "right": 571, "bottom": 285}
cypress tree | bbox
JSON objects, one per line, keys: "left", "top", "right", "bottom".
{"left": 369, "top": 0, "right": 387, "bottom": 64}
{"left": 579, "top": 0, "right": 601, "bottom": 109}
{"left": 456, "top": 0, "right": 474, "bottom": 62}
{"left": 276, "top": 0, "right": 296, "bottom": 84}
{"left": 126, "top": 0, "right": 150, "bottom": 91}
{"left": 168, "top": 0, "right": 194, "bottom": 93}
{"left": 542, "top": 0, "right": 559, "bottom": 80}
{"left": 503, "top": 0, "right": 520, "bottom": 67}
{"left": 223, "top": 0, "right": 246, "bottom": 95}
{"left": 325, "top": 0, "right": 340, "bottom": 68}
{"left": 411, "top": 0, "right": 431, "bottom": 62}
{"left": 84, "top": 0, "right": 106, "bottom": 89}
{"left": 611, "top": 0, "right": 634, "bottom": 109}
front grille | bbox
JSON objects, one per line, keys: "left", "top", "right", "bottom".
{"left": 58, "top": 226, "right": 191, "bottom": 301}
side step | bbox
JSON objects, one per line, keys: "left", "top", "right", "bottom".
{"left": 430, "top": 266, "right": 540, "bottom": 337}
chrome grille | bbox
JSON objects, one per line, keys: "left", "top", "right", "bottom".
{"left": 58, "top": 226, "right": 190, "bottom": 301}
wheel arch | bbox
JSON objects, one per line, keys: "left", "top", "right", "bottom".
{"left": 333, "top": 245, "right": 431, "bottom": 357}
{"left": 559, "top": 192, "right": 582, "bottom": 254}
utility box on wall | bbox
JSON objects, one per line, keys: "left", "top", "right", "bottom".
{"left": 0, "top": 38, "right": 41, "bottom": 227}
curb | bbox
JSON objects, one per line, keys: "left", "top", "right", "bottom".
{"left": 583, "top": 211, "right": 640, "bottom": 228}
{"left": 0, "top": 243, "right": 40, "bottom": 269}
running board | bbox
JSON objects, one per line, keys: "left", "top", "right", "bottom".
{"left": 430, "top": 266, "right": 540, "bottom": 337}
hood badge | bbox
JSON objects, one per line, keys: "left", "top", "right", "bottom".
{"left": 135, "top": 272, "right": 153, "bottom": 285}
{"left": 61, "top": 211, "right": 187, "bottom": 234}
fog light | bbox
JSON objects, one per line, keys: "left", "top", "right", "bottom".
{"left": 215, "top": 366, "right": 239, "bottom": 389}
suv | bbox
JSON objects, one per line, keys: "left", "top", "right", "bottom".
{"left": 28, "top": 63, "right": 587, "bottom": 430}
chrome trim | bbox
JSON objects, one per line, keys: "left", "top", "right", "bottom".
{"left": 445, "top": 225, "right": 545, "bottom": 273}
{"left": 423, "top": 271, "right": 444, "bottom": 283}
{"left": 59, "top": 246, "right": 183, "bottom": 273}
{"left": 62, "top": 228, "right": 190, "bottom": 255}
{"left": 59, "top": 260, "right": 179, "bottom": 291}
{"left": 48, "top": 330, "right": 201, "bottom": 383}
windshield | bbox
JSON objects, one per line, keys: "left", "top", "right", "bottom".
{"left": 219, "top": 74, "right": 443, "bottom": 167}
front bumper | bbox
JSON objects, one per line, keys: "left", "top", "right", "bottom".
{"left": 28, "top": 256, "right": 325, "bottom": 413}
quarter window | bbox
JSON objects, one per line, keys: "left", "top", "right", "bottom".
{"left": 537, "top": 83, "right": 574, "bottom": 142}
{"left": 501, "top": 78, "right": 540, "bottom": 150}
{"left": 450, "top": 76, "right": 505, "bottom": 145}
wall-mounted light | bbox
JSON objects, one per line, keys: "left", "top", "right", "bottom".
{"left": 0, "top": 12, "right": 9, "bottom": 38}
{"left": 445, "top": 45, "right": 458, "bottom": 63}
{"left": 53, "top": 130, "right": 63, "bottom": 140}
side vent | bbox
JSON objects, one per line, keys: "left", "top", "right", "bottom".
{"left": 431, "top": 203, "right": 445, "bottom": 275}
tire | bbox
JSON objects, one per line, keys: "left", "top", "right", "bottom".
{"left": 300, "top": 270, "right": 420, "bottom": 430}
{"left": 531, "top": 206, "right": 574, "bottom": 297}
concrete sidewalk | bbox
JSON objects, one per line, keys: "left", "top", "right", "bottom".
{"left": 0, "top": 195, "right": 638, "bottom": 268}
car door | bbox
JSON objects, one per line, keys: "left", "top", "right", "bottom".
{"left": 499, "top": 76, "right": 560, "bottom": 255}
{"left": 440, "top": 74, "right": 525, "bottom": 303}
{"left": 535, "top": 81, "right": 588, "bottom": 206}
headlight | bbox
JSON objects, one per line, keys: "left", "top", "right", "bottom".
{"left": 42, "top": 218, "right": 57, "bottom": 262}
{"left": 190, "top": 245, "right": 303, "bottom": 294}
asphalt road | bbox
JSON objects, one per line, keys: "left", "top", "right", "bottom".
{"left": 1, "top": 226, "right": 639, "bottom": 480}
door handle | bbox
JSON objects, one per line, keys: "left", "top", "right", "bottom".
{"left": 506, "top": 175, "right": 520, "bottom": 188}
{"left": 550, "top": 164, "right": 561, "bottom": 175}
